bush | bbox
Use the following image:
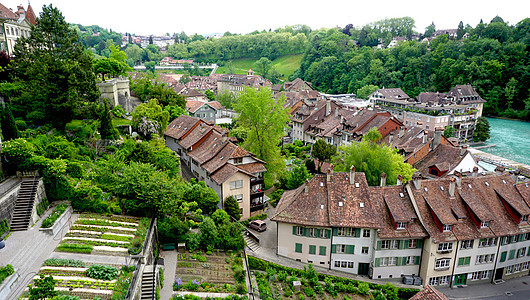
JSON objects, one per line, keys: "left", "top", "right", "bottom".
{"left": 86, "top": 264, "right": 119, "bottom": 280}
{"left": 43, "top": 258, "right": 86, "bottom": 267}
{"left": 236, "top": 283, "right": 247, "bottom": 294}
{"left": 56, "top": 243, "right": 93, "bottom": 253}
{"left": 358, "top": 282, "right": 370, "bottom": 295}
{"left": 36, "top": 198, "right": 49, "bottom": 216}
{"left": 0, "top": 219, "right": 9, "bottom": 236}
{"left": 41, "top": 203, "right": 68, "bottom": 228}
{"left": 0, "top": 264, "right": 15, "bottom": 284}
{"left": 304, "top": 287, "right": 315, "bottom": 297}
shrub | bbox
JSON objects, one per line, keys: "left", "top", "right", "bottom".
{"left": 86, "top": 264, "right": 119, "bottom": 280}
{"left": 0, "top": 219, "right": 9, "bottom": 236}
{"left": 0, "top": 264, "right": 15, "bottom": 284}
{"left": 57, "top": 243, "right": 93, "bottom": 253}
{"left": 191, "top": 253, "right": 207, "bottom": 262}
{"left": 371, "top": 290, "right": 385, "bottom": 300}
{"left": 55, "top": 296, "right": 80, "bottom": 300}
{"left": 304, "top": 287, "right": 315, "bottom": 298}
{"left": 41, "top": 203, "right": 68, "bottom": 228}
{"left": 236, "top": 283, "right": 247, "bottom": 294}
{"left": 112, "top": 265, "right": 135, "bottom": 300}
{"left": 358, "top": 282, "right": 370, "bottom": 295}
{"left": 43, "top": 258, "right": 86, "bottom": 267}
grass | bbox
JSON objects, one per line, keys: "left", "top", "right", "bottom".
{"left": 57, "top": 243, "right": 93, "bottom": 254}
{"left": 112, "top": 118, "right": 131, "bottom": 126}
{"left": 216, "top": 54, "right": 303, "bottom": 79}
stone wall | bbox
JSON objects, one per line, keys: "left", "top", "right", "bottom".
{"left": 29, "top": 179, "right": 47, "bottom": 227}
{"left": 97, "top": 77, "right": 141, "bottom": 113}
{"left": 0, "top": 179, "right": 21, "bottom": 225}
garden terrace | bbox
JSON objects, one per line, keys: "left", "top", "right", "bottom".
{"left": 56, "top": 213, "right": 148, "bottom": 256}
{"left": 173, "top": 251, "right": 247, "bottom": 295}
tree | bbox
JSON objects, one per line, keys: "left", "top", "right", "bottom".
{"left": 224, "top": 196, "right": 241, "bottom": 221}
{"left": 356, "top": 85, "right": 379, "bottom": 100}
{"left": 253, "top": 57, "right": 272, "bottom": 77}
{"left": 211, "top": 209, "right": 230, "bottom": 226}
{"left": 204, "top": 90, "right": 215, "bottom": 101}
{"left": 29, "top": 275, "right": 57, "bottom": 300}
{"left": 443, "top": 126, "right": 455, "bottom": 138}
{"left": 199, "top": 217, "right": 218, "bottom": 251}
{"left": 0, "top": 51, "right": 11, "bottom": 82}
{"left": 149, "top": 35, "right": 153, "bottom": 44}
{"left": 473, "top": 117, "right": 491, "bottom": 142}
{"left": 332, "top": 128, "right": 416, "bottom": 186}
{"left": 312, "top": 139, "right": 336, "bottom": 173}
{"left": 0, "top": 104, "right": 19, "bottom": 141}
{"left": 457, "top": 21, "right": 465, "bottom": 39}
{"left": 12, "top": 5, "right": 99, "bottom": 129}
{"left": 183, "top": 179, "right": 219, "bottom": 215}
{"left": 286, "top": 164, "right": 310, "bottom": 190}
{"left": 132, "top": 99, "right": 169, "bottom": 138}
{"left": 145, "top": 61, "right": 155, "bottom": 73}
{"left": 99, "top": 100, "right": 119, "bottom": 140}
{"left": 424, "top": 22, "right": 436, "bottom": 37}
{"left": 234, "top": 87, "right": 289, "bottom": 185}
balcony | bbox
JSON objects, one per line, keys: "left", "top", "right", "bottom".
{"left": 250, "top": 190, "right": 264, "bottom": 200}
{"left": 250, "top": 203, "right": 265, "bottom": 212}
{"left": 250, "top": 177, "right": 264, "bottom": 186}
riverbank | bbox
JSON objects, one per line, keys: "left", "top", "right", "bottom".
{"left": 469, "top": 147, "right": 530, "bottom": 177}
{"left": 480, "top": 117, "right": 530, "bottom": 166}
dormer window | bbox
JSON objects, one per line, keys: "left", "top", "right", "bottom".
{"left": 233, "top": 157, "right": 243, "bottom": 165}
{"left": 480, "top": 221, "right": 490, "bottom": 228}
{"left": 443, "top": 225, "right": 453, "bottom": 232}
{"left": 396, "top": 222, "right": 407, "bottom": 230}
{"left": 522, "top": 215, "right": 528, "bottom": 223}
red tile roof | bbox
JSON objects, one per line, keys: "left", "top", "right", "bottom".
{"left": 409, "top": 285, "right": 449, "bottom": 300}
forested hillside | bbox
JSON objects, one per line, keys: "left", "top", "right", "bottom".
{"left": 293, "top": 18, "right": 530, "bottom": 120}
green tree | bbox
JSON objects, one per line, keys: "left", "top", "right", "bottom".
{"left": 286, "top": 164, "right": 310, "bottom": 190}
{"left": 145, "top": 61, "right": 155, "bottom": 73}
{"left": 211, "top": 209, "right": 230, "bottom": 226}
{"left": 163, "top": 105, "right": 187, "bottom": 121}
{"left": 457, "top": 21, "right": 465, "bottom": 39}
{"left": 443, "top": 126, "right": 455, "bottom": 138}
{"left": 132, "top": 99, "right": 169, "bottom": 138}
{"left": 312, "top": 139, "right": 336, "bottom": 173}
{"left": 183, "top": 179, "right": 220, "bottom": 215}
{"left": 29, "top": 274, "right": 57, "bottom": 300}
{"left": 199, "top": 217, "right": 218, "bottom": 251}
{"left": 234, "top": 87, "right": 289, "bottom": 186}
{"left": 0, "top": 104, "right": 19, "bottom": 141}
{"left": 223, "top": 196, "right": 241, "bottom": 221}
{"left": 99, "top": 100, "right": 119, "bottom": 140}
{"left": 253, "top": 57, "right": 272, "bottom": 77}
{"left": 332, "top": 128, "right": 415, "bottom": 186}
{"left": 473, "top": 117, "right": 491, "bottom": 142}
{"left": 356, "top": 85, "right": 379, "bottom": 100}
{"left": 424, "top": 22, "right": 436, "bottom": 37}
{"left": 12, "top": 5, "right": 99, "bottom": 129}
{"left": 204, "top": 90, "right": 215, "bottom": 101}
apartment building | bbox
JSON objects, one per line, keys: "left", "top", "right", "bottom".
{"left": 165, "top": 115, "right": 267, "bottom": 219}
{"left": 0, "top": 3, "right": 35, "bottom": 55}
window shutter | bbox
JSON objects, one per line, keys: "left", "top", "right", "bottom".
{"left": 465, "top": 257, "right": 470, "bottom": 265}
{"left": 316, "top": 229, "right": 321, "bottom": 237}
{"left": 327, "top": 230, "right": 331, "bottom": 239}
{"left": 355, "top": 228, "right": 361, "bottom": 237}
{"left": 458, "top": 257, "right": 464, "bottom": 266}
{"left": 417, "top": 239, "right": 423, "bottom": 248}
{"left": 377, "top": 241, "right": 382, "bottom": 250}
{"left": 518, "top": 234, "right": 524, "bottom": 242}
{"left": 398, "top": 240, "right": 404, "bottom": 249}
{"left": 509, "top": 249, "right": 515, "bottom": 260}
{"left": 332, "top": 228, "right": 338, "bottom": 236}
{"left": 347, "top": 245, "right": 355, "bottom": 254}
{"left": 415, "top": 256, "right": 420, "bottom": 265}
{"left": 331, "top": 244, "right": 337, "bottom": 253}
{"left": 397, "top": 257, "right": 402, "bottom": 266}
{"left": 404, "top": 240, "right": 409, "bottom": 249}
{"left": 293, "top": 226, "right": 297, "bottom": 235}
{"left": 309, "top": 245, "right": 316, "bottom": 255}
{"left": 402, "top": 257, "right": 408, "bottom": 266}
{"left": 509, "top": 236, "right": 513, "bottom": 244}
{"left": 375, "top": 258, "right": 381, "bottom": 267}
{"left": 304, "top": 228, "right": 308, "bottom": 236}
{"left": 500, "top": 251, "right": 507, "bottom": 262}
{"left": 528, "top": 248, "right": 530, "bottom": 256}
{"left": 319, "top": 246, "right": 326, "bottom": 256}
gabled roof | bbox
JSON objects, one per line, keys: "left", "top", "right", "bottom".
{"left": 515, "top": 181, "right": 530, "bottom": 207}
{"left": 210, "top": 163, "right": 255, "bottom": 184}
{"left": 187, "top": 129, "right": 227, "bottom": 164}
{"left": 374, "top": 88, "right": 410, "bottom": 100}
{"left": 495, "top": 187, "right": 530, "bottom": 217}
{"left": 0, "top": 3, "right": 17, "bottom": 20}
{"left": 179, "top": 122, "right": 212, "bottom": 150}
{"left": 207, "top": 101, "right": 223, "bottom": 110}
{"left": 25, "top": 4, "right": 36, "bottom": 25}
{"left": 410, "top": 285, "right": 449, "bottom": 300}
{"left": 186, "top": 100, "right": 207, "bottom": 113}
{"left": 165, "top": 115, "right": 204, "bottom": 140}
{"left": 424, "top": 194, "right": 458, "bottom": 226}
{"left": 459, "top": 188, "right": 494, "bottom": 222}
{"left": 414, "top": 144, "right": 467, "bottom": 177}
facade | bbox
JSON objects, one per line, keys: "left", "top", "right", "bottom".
{"left": 0, "top": 4, "right": 35, "bottom": 55}
{"left": 165, "top": 115, "right": 267, "bottom": 219}
{"left": 186, "top": 100, "right": 224, "bottom": 123}
{"left": 216, "top": 69, "right": 272, "bottom": 95}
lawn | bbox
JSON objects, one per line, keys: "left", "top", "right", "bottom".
{"left": 216, "top": 54, "right": 303, "bottom": 80}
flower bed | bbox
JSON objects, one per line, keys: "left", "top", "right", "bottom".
{"left": 0, "top": 265, "right": 14, "bottom": 285}
{"left": 41, "top": 204, "right": 68, "bottom": 228}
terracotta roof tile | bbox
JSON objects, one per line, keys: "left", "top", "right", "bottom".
{"left": 207, "top": 101, "right": 223, "bottom": 110}
{"left": 236, "top": 162, "right": 267, "bottom": 174}
{"left": 165, "top": 115, "right": 202, "bottom": 140}
{"left": 186, "top": 100, "right": 206, "bottom": 113}
{"left": 414, "top": 144, "right": 466, "bottom": 177}
{"left": 179, "top": 123, "right": 212, "bottom": 150}
{"left": 409, "top": 285, "right": 449, "bottom": 300}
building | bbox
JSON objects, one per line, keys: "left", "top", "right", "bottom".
{"left": 413, "top": 144, "right": 485, "bottom": 178}
{"left": 180, "top": 89, "right": 208, "bottom": 102}
{"left": 0, "top": 3, "right": 35, "bottom": 55}
{"left": 186, "top": 100, "right": 223, "bottom": 123}
{"left": 409, "top": 285, "right": 449, "bottom": 300}
{"left": 216, "top": 69, "right": 272, "bottom": 95}
{"left": 165, "top": 115, "right": 267, "bottom": 219}
{"left": 383, "top": 127, "right": 451, "bottom": 165}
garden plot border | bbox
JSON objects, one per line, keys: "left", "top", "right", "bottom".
{"left": 39, "top": 206, "right": 72, "bottom": 236}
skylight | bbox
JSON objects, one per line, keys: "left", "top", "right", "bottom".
{"left": 339, "top": 202, "right": 343, "bottom": 207}
{"left": 399, "top": 193, "right": 404, "bottom": 198}
{"left": 468, "top": 184, "right": 472, "bottom": 189}
{"left": 360, "top": 202, "right": 364, "bottom": 208}
{"left": 440, "top": 186, "right": 444, "bottom": 191}
{"left": 485, "top": 182, "right": 489, "bottom": 186}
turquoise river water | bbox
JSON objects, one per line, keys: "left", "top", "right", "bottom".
{"left": 480, "top": 117, "right": 530, "bottom": 165}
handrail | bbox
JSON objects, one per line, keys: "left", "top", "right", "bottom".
{"left": 19, "top": 171, "right": 39, "bottom": 228}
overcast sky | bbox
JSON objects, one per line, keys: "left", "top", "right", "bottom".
{"left": 4, "top": 1, "right": 529, "bottom": 36}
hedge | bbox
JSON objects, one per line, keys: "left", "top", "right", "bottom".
{"left": 0, "top": 264, "right": 15, "bottom": 284}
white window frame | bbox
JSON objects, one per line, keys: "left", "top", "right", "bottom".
{"left": 389, "top": 240, "right": 399, "bottom": 249}
{"left": 480, "top": 221, "right": 490, "bottom": 228}
{"left": 363, "top": 229, "right": 370, "bottom": 237}
{"left": 235, "top": 194, "right": 243, "bottom": 202}
{"left": 361, "top": 247, "right": 369, "bottom": 255}
{"left": 230, "top": 180, "right": 243, "bottom": 190}
{"left": 337, "top": 244, "right": 346, "bottom": 253}
{"left": 308, "top": 228, "right": 317, "bottom": 238}
{"left": 460, "top": 240, "right": 474, "bottom": 249}
{"left": 437, "top": 242, "right": 453, "bottom": 252}
{"left": 296, "top": 226, "right": 304, "bottom": 236}
{"left": 396, "top": 222, "right": 407, "bottom": 230}
{"left": 443, "top": 224, "right": 453, "bottom": 232}
{"left": 319, "top": 229, "right": 328, "bottom": 239}
{"left": 388, "top": 257, "right": 397, "bottom": 266}
{"left": 435, "top": 258, "right": 451, "bottom": 270}
{"left": 479, "top": 237, "right": 497, "bottom": 248}
{"left": 406, "top": 256, "right": 415, "bottom": 265}
{"left": 408, "top": 239, "right": 417, "bottom": 248}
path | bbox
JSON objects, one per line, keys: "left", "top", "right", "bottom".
{"left": 469, "top": 147, "right": 530, "bottom": 171}
{"left": 160, "top": 250, "right": 178, "bottom": 300}
{"left": 437, "top": 276, "right": 530, "bottom": 299}
{"left": 0, "top": 209, "right": 77, "bottom": 299}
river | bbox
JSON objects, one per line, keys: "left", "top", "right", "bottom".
{"left": 478, "top": 117, "right": 530, "bottom": 165}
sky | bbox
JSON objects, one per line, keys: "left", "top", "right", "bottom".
{"left": 3, "top": 0, "right": 529, "bottom": 36}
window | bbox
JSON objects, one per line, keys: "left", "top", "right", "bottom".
{"left": 396, "top": 222, "right": 407, "bottom": 230}
{"left": 500, "top": 251, "right": 507, "bottom": 262}
{"left": 319, "top": 246, "right": 326, "bottom": 256}
{"left": 334, "top": 261, "right": 340, "bottom": 267}
{"left": 482, "top": 270, "right": 492, "bottom": 280}
{"left": 235, "top": 194, "right": 243, "bottom": 202}
{"left": 509, "top": 249, "right": 516, "bottom": 260}
{"left": 506, "top": 265, "right": 514, "bottom": 275}
{"left": 522, "top": 215, "right": 528, "bottom": 222}
{"left": 517, "top": 247, "right": 526, "bottom": 258}
{"left": 320, "top": 230, "right": 329, "bottom": 239}
{"left": 443, "top": 225, "right": 453, "bottom": 232}
{"left": 308, "top": 228, "right": 317, "bottom": 238}
{"left": 362, "top": 247, "right": 369, "bottom": 254}
{"left": 337, "top": 227, "right": 354, "bottom": 236}
{"left": 390, "top": 240, "right": 399, "bottom": 249}
{"left": 295, "top": 243, "right": 302, "bottom": 253}
{"left": 341, "top": 261, "right": 347, "bottom": 268}
{"left": 435, "top": 258, "right": 451, "bottom": 270}
{"left": 406, "top": 256, "right": 416, "bottom": 265}
{"left": 337, "top": 244, "right": 346, "bottom": 253}
{"left": 388, "top": 257, "right": 397, "bottom": 266}
{"left": 513, "top": 235, "right": 520, "bottom": 243}
{"left": 479, "top": 238, "right": 497, "bottom": 247}
{"left": 348, "top": 262, "right": 354, "bottom": 268}
{"left": 408, "top": 239, "right": 418, "bottom": 248}
{"left": 458, "top": 256, "right": 470, "bottom": 266}
{"left": 296, "top": 226, "right": 304, "bottom": 236}
{"left": 429, "top": 276, "right": 450, "bottom": 286}
{"left": 233, "top": 157, "right": 243, "bottom": 164}
{"left": 480, "top": 221, "right": 490, "bottom": 228}
{"left": 476, "top": 254, "right": 494, "bottom": 264}
{"left": 363, "top": 229, "right": 370, "bottom": 237}
{"left": 309, "top": 245, "right": 316, "bottom": 255}
{"left": 230, "top": 180, "right": 243, "bottom": 190}
{"left": 471, "top": 271, "right": 481, "bottom": 280}
{"left": 460, "top": 240, "right": 474, "bottom": 249}
{"left": 437, "top": 242, "right": 453, "bottom": 252}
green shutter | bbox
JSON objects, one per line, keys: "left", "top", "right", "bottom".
{"left": 292, "top": 226, "right": 297, "bottom": 235}
{"left": 527, "top": 247, "right": 530, "bottom": 256}
{"left": 309, "top": 245, "right": 316, "bottom": 255}
{"left": 465, "top": 257, "right": 470, "bottom": 265}
{"left": 480, "top": 238, "right": 485, "bottom": 245}
{"left": 295, "top": 243, "right": 302, "bottom": 253}
{"left": 415, "top": 256, "right": 421, "bottom": 265}
{"left": 319, "top": 246, "right": 326, "bottom": 256}
{"left": 509, "top": 236, "right": 514, "bottom": 244}
{"left": 355, "top": 228, "right": 361, "bottom": 237}
{"left": 377, "top": 241, "right": 382, "bottom": 250}
{"left": 327, "top": 230, "right": 331, "bottom": 239}
{"left": 509, "top": 249, "right": 515, "bottom": 260}
{"left": 347, "top": 245, "right": 355, "bottom": 254}
{"left": 331, "top": 244, "right": 337, "bottom": 253}
{"left": 397, "top": 257, "right": 402, "bottom": 266}
{"left": 500, "top": 251, "right": 507, "bottom": 262}
{"left": 316, "top": 229, "right": 321, "bottom": 238}
{"left": 518, "top": 234, "right": 524, "bottom": 242}
{"left": 417, "top": 239, "right": 423, "bottom": 248}
{"left": 402, "top": 257, "right": 408, "bottom": 265}
{"left": 375, "top": 258, "right": 381, "bottom": 267}
{"left": 404, "top": 240, "right": 410, "bottom": 249}
{"left": 304, "top": 228, "right": 308, "bottom": 237}
{"left": 332, "top": 228, "right": 338, "bottom": 236}
{"left": 458, "top": 257, "right": 464, "bottom": 266}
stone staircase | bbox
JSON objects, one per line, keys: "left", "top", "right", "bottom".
{"left": 10, "top": 178, "right": 39, "bottom": 231}
{"left": 244, "top": 232, "right": 260, "bottom": 252}
{"left": 140, "top": 265, "right": 156, "bottom": 300}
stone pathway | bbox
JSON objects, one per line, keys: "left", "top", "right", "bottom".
{"left": 160, "top": 250, "right": 178, "bottom": 300}
{"left": 0, "top": 209, "right": 77, "bottom": 299}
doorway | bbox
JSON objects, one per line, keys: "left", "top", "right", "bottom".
{"left": 454, "top": 274, "right": 467, "bottom": 286}
{"left": 358, "top": 263, "right": 369, "bottom": 276}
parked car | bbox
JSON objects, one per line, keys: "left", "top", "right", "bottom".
{"left": 0, "top": 238, "right": 5, "bottom": 249}
{"left": 248, "top": 220, "right": 267, "bottom": 232}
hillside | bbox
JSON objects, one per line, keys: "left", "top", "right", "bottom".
{"left": 216, "top": 54, "right": 303, "bottom": 80}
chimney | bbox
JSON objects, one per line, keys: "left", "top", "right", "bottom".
{"left": 495, "top": 166, "right": 505, "bottom": 174}
{"left": 412, "top": 172, "right": 422, "bottom": 190}
{"left": 396, "top": 174, "right": 403, "bottom": 186}
{"left": 389, "top": 132, "right": 394, "bottom": 144}
{"left": 398, "top": 126, "right": 405, "bottom": 138}
{"left": 349, "top": 165, "right": 355, "bottom": 185}
{"left": 460, "top": 145, "right": 468, "bottom": 156}
{"left": 326, "top": 100, "right": 331, "bottom": 116}
{"left": 472, "top": 166, "right": 479, "bottom": 177}
{"left": 422, "top": 131, "right": 428, "bottom": 144}
{"left": 380, "top": 172, "right": 387, "bottom": 187}
{"left": 449, "top": 177, "right": 456, "bottom": 197}
{"left": 305, "top": 179, "right": 309, "bottom": 193}
{"left": 334, "top": 107, "right": 338, "bottom": 118}
{"left": 455, "top": 171, "right": 462, "bottom": 187}
{"left": 433, "top": 127, "right": 442, "bottom": 149}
